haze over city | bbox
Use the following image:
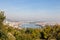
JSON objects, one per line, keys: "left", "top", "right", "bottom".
{"left": 0, "top": 0, "right": 60, "bottom": 40}
{"left": 0, "top": 0, "right": 60, "bottom": 22}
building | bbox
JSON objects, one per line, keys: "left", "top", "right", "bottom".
{"left": 3, "top": 20, "right": 21, "bottom": 29}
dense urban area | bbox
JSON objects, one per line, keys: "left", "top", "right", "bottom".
{"left": 0, "top": 11, "right": 60, "bottom": 40}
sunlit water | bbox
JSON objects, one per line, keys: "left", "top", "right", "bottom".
{"left": 20, "top": 23, "right": 42, "bottom": 28}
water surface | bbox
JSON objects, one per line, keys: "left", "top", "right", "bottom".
{"left": 20, "top": 23, "right": 42, "bottom": 28}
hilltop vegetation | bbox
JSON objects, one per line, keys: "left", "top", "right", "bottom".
{"left": 0, "top": 11, "right": 60, "bottom": 40}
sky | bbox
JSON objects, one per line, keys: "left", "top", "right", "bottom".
{"left": 0, "top": 0, "right": 60, "bottom": 21}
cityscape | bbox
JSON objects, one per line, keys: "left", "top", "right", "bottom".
{"left": 3, "top": 19, "right": 60, "bottom": 29}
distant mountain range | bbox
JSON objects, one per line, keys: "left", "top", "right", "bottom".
{"left": 5, "top": 18, "right": 60, "bottom": 23}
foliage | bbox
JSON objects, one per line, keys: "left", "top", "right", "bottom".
{"left": 0, "top": 11, "right": 60, "bottom": 40}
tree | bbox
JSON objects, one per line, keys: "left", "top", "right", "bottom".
{"left": 0, "top": 11, "right": 9, "bottom": 40}
{"left": 0, "top": 11, "right": 6, "bottom": 29}
{"left": 0, "top": 11, "right": 5, "bottom": 23}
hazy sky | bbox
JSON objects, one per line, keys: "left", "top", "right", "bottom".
{"left": 0, "top": 0, "right": 60, "bottom": 21}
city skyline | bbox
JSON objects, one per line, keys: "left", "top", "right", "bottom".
{"left": 0, "top": 0, "right": 60, "bottom": 21}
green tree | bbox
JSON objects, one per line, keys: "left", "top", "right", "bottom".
{"left": 0, "top": 11, "right": 6, "bottom": 29}
{"left": 0, "top": 11, "right": 5, "bottom": 23}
